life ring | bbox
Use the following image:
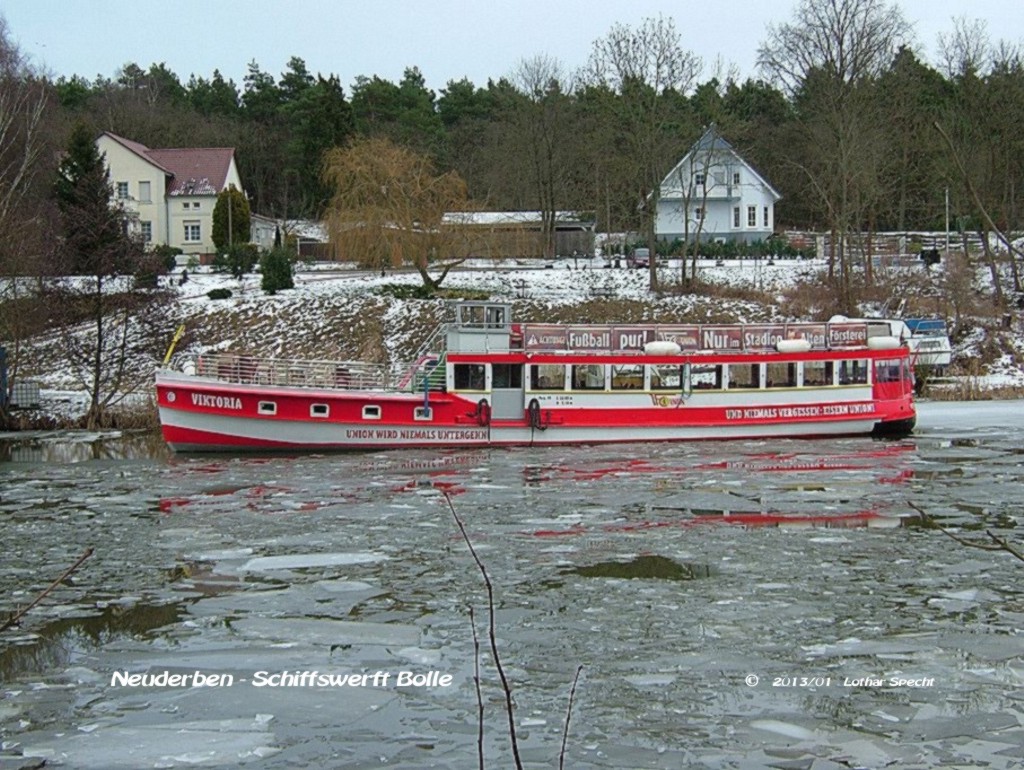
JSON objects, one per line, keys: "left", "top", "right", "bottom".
{"left": 476, "top": 398, "right": 491, "bottom": 426}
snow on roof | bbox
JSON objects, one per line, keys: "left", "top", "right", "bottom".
{"left": 442, "top": 211, "right": 595, "bottom": 227}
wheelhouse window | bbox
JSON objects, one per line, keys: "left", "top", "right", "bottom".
{"left": 572, "top": 364, "right": 605, "bottom": 390}
{"left": 839, "top": 359, "right": 870, "bottom": 385}
{"left": 610, "top": 364, "right": 644, "bottom": 390}
{"left": 690, "top": 364, "right": 723, "bottom": 390}
{"left": 454, "top": 363, "right": 486, "bottom": 390}
{"left": 803, "top": 360, "right": 833, "bottom": 386}
{"left": 650, "top": 364, "right": 683, "bottom": 390}
{"left": 491, "top": 363, "right": 522, "bottom": 388}
{"left": 728, "top": 363, "right": 760, "bottom": 389}
{"left": 531, "top": 364, "right": 565, "bottom": 390}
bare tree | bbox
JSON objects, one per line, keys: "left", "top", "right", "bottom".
{"left": 510, "top": 55, "right": 579, "bottom": 259}
{"left": 582, "top": 15, "right": 702, "bottom": 291}
{"left": 0, "top": 16, "right": 57, "bottom": 419}
{"left": 937, "top": 17, "right": 992, "bottom": 80}
{"left": 758, "top": 0, "right": 907, "bottom": 309}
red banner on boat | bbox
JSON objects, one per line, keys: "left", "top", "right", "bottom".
{"left": 523, "top": 325, "right": 569, "bottom": 350}
{"left": 742, "top": 324, "right": 787, "bottom": 350}
{"left": 829, "top": 323, "right": 869, "bottom": 347}
{"left": 785, "top": 323, "right": 829, "bottom": 349}
{"left": 699, "top": 326, "right": 744, "bottom": 350}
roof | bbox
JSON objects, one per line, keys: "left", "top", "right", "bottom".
{"left": 659, "top": 124, "right": 781, "bottom": 201}
{"left": 443, "top": 211, "right": 595, "bottom": 227}
{"left": 100, "top": 132, "right": 237, "bottom": 196}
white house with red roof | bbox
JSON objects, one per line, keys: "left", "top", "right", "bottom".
{"left": 96, "top": 132, "right": 244, "bottom": 258}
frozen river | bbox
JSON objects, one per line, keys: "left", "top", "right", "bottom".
{"left": 1, "top": 401, "right": 1023, "bottom": 768}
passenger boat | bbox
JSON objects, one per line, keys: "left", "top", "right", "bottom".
{"left": 155, "top": 301, "right": 916, "bottom": 452}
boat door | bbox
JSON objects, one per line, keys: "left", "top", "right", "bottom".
{"left": 490, "top": 363, "right": 524, "bottom": 420}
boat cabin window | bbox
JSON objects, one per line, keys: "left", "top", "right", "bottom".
{"left": 531, "top": 364, "right": 565, "bottom": 390}
{"left": 310, "top": 403, "right": 330, "bottom": 418}
{"left": 611, "top": 364, "right": 644, "bottom": 390}
{"left": 454, "top": 363, "right": 486, "bottom": 390}
{"left": 258, "top": 401, "right": 277, "bottom": 415}
{"left": 765, "top": 362, "right": 797, "bottom": 388}
{"left": 874, "top": 358, "right": 905, "bottom": 383}
{"left": 690, "top": 364, "right": 723, "bottom": 390}
{"left": 362, "top": 405, "right": 381, "bottom": 420}
{"left": 839, "top": 359, "right": 869, "bottom": 385}
{"left": 414, "top": 406, "right": 433, "bottom": 420}
{"left": 492, "top": 363, "right": 522, "bottom": 388}
{"left": 803, "top": 360, "right": 833, "bottom": 386}
{"left": 650, "top": 364, "right": 683, "bottom": 390}
{"left": 572, "top": 364, "right": 605, "bottom": 391}
{"left": 727, "top": 364, "right": 760, "bottom": 389}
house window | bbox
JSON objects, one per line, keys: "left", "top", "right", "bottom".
{"left": 747, "top": 206, "right": 757, "bottom": 227}
{"left": 116, "top": 182, "right": 129, "bottom": 199}
{"left": 193, "top": 202, "right": 201, "bottom": 209}
{"left": 139, "top": 181, "right": 151, "bottom": 202}
{"left": 733, "top": 172, "right": 741, "bottom": 185}
{"left": 694, "top": 207, "right": 704, "bottom": 221}
{"left": 695, "top": 172, "right": 706, "bottom": 186}
{"left": 182, "top": 202, "right": 190, "bottom": 210}
{"left": 733, "top": 207, "right": 740, "bottom": 228}
{"left": 764, "top": 206, "right": 770, "bottom": 227}
{"left": 184, "top": 221, "right": 201, "bottom": 242}
{"left": 140, "top": 221, "right": 152, "bottom": 243}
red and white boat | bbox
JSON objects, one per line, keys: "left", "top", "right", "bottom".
{"left": 155, "top": 301, "right": 916, "bottom": 452}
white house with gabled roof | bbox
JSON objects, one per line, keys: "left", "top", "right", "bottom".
{"left": 96, "top": 132, "right": 244, "bottom": 258}
{"left": 655, "top": 125, "right": 781, "bottom": 245}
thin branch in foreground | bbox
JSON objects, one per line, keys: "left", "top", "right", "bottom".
{"left": 1, "top": 547, "right": 95, "bottom": 632}
{"left": 908, "top": 503, "right": 1024, "bottom": 564}
{"left": 469, "top": 605, "right": 485, "bottom": 770}
{"left": 559, "top": 664, "right": 585, "bottom": 770}
{"left": 442, "top": 490, "right": 523, "bottom": 770}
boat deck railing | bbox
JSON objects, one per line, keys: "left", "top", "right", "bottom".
{"left": 195, "top": 353, "right": 402, "bottom": 391}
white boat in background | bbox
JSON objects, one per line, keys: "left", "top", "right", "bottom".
{"left": 904, "top": 318, "right": 953, "bottom": 372}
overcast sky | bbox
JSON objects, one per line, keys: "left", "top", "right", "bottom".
{"left": 4, "top": 0, "right": 1022, "bottom": 94}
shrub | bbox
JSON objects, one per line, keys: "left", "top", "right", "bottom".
{"left": 212, "top": 243, "right": 259, "bottom": 279}
{"left": 207, "top": 288, "right": 232, "bottom": 300}
{"left": 260, "top": 248, "right": 295, "bottom": 295}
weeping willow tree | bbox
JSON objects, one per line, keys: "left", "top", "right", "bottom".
{"left": 321, "top": 136, "right": 471, "bottom": 290}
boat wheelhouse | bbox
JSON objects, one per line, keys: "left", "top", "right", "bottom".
{"left": 155, "top": 301, "right": 916, "bottom": 451}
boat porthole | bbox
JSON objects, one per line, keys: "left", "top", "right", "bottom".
{"left": 166, "top": 391, "right": 176, "bottom": 403}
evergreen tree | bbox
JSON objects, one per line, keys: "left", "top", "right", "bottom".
{"left": 260, "top": 247, "right": 295, "bottom": 294}
{"left": 211, "top": 185, "right": 251, "bottom": 251}
{"left": 54, "top": 122, "right": 139, "bottom": 277}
